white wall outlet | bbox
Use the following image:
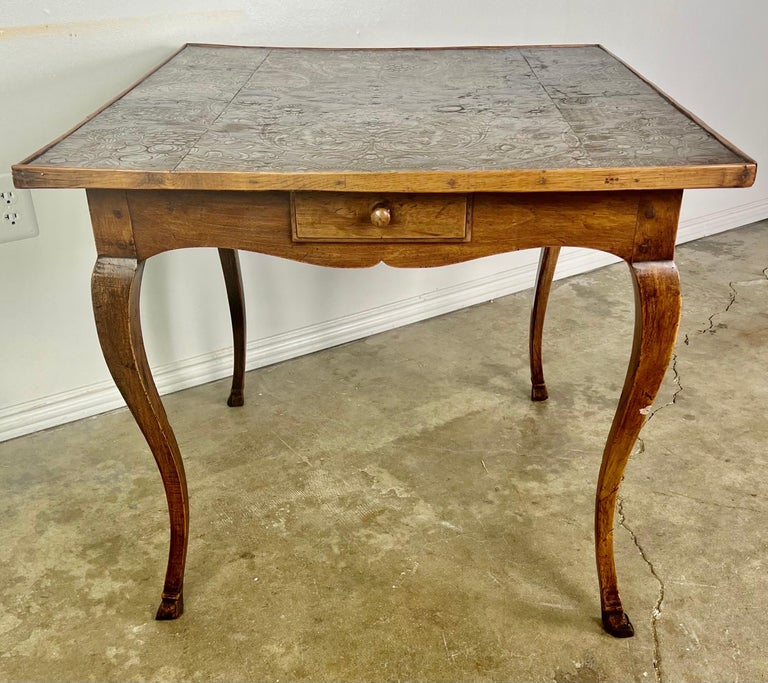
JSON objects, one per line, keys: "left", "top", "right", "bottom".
{"left": 0, "top": 172, "right": 39, "bottom": 244}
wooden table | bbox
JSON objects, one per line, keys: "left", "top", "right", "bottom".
{"left": 13, "top": 44, "right": 756, "bottom": 637}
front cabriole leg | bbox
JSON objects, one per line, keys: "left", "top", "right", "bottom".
{"left": 595, "top": 260, "right": 681, "bottom": 637}
{"left": 92, "top": 256, "right": 189, "bottom": 620}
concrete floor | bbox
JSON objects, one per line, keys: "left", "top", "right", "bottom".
{"left": 1, "top": 221, "right": 766, "bottom": 682}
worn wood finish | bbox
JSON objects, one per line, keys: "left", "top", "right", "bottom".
{"left": 529, "top": 246, "right": 561, "bottom": 401}
{"left": 91, "top": 256, "right": 188, "bottom": 620}
{"left": 217, "top": 249, "right": 246, "bottom": 407}
{"left": 13, "top": 45, "right": 755, "bottom": 193}
{"left": 596, "top": 260, "right": 682, "bottom": 637}
{"left": 12, "top": 164, "right": 755, "bottom": 193}
{"left": 17, "top": 45, "right": 757, "bottom": 637}
{"left": 125, "top": 189, "right": 681, "bottom": 265}
{"left": 291, "top": 192, "right": 469, "bottom": 242}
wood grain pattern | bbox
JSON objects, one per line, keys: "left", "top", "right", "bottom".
{"left": 13, "top": 44, "right": 755, "bottom": 192}
{"left": 595, "top": 260, "right": 682, "bottom": 637}
{"left": 91, "top": 256, "right": 189, "bottom": 621}
{"left": 291, "top": 192, "right": 468, "bottom": 242}
{"left": 121, "top": 189, "right": 682, "bottom": 265}
{"left": 13, "top": 163, "right": 755, "bottom": 193}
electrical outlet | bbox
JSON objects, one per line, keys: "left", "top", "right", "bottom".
{"left": 0, "top": 172, "right": 39, "bottom": 244}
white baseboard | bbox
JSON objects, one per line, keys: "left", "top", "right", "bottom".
{"left": 677, "top": 197, "right": 768, "bottom": 244}
{"left": 2, "top": 200, "right": 766, "bottom": 442}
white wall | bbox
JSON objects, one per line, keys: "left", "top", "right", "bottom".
{"left": 1, "top": 1, "right": 766, "bottom": 440}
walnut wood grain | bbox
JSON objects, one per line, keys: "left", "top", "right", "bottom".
{"left": 595, "top": 260, "right": 682, "bottom": 637}
{"left": 91, "top": 256, "right": 188, "bottom": 620}
{"left": 291, "top": 191, "right": 469, "bottom": 242}
{"left": 124, "top": 189, "right": 682, "bottom": 265}
{"left": 529, "top": 246, "right": 561, "bottom": 401}
{"left": 12, "top": 164, "right": 755, "bottom": 193}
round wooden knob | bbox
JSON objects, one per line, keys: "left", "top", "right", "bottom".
{"left": 370, "top": 204, "right": 391, "bottom": 228}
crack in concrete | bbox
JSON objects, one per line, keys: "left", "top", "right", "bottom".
{"left": 698, "top": 264, "right": 768, "bottom": 338}
{"left": 645, "top": 354, "right": 682, "bottom": 424}
{"left": 619, "top": 264, "right": 767, "bottom": 682}
{"left": 636, "top": 264, "right": 768, "bottom": 451}
{"left": 702, "top": 266, "right": 768, "bottom": 335}
{"left": 617, "top": 496, "right": 665, "bottom": 683}
{"left": 701, "top": 281, "right": 737, "bottom": 335}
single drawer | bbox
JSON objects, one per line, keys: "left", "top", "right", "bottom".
{"left": 291, "top": 192, "right": 470, "bottom": 242}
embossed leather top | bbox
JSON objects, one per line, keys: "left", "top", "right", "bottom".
{"left": 13, "top": 44, "right": 755, "bottom": 192}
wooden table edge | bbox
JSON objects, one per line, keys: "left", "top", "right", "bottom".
{"left": 12, "top": 162, "right": 757, "bottom": 193}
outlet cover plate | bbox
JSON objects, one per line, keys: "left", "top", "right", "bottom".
{"left": 1, "top": 173, "right": 39, "bottom": 244}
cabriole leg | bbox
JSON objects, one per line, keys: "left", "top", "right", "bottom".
{"left": 595, "top": 260, "right": 681, "bottom": 637}
{"left": 529, "top": 246, "right": 561, "bottom": 401}
{"left": 218, "top": 248, "right": 246, "bottom": 407}
{"left": 92, "top": 256, "right": 189, "bottom": 620}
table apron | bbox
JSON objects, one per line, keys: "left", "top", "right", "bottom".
{"left": 87, "top": 188, "right": 682, "bottom": 266}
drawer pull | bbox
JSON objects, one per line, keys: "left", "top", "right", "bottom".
{"left": 370, "top": 203, "right": 391, "bottom": 228}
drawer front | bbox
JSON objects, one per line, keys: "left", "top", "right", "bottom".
{"left": 291, "top": 192, "right": 470, "bottom": 242}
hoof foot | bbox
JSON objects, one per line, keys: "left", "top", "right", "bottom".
{"left": 531, "top": 383, "right": 549, "bottom": 402}
{"left": 227, "top": 391, "right": 244, "bottom": 407}
{"left": 155, "top": 594, "right": 184, "bottom": 620}
{"left": 602, "top": 609, "right": 634, "bottom": 638}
